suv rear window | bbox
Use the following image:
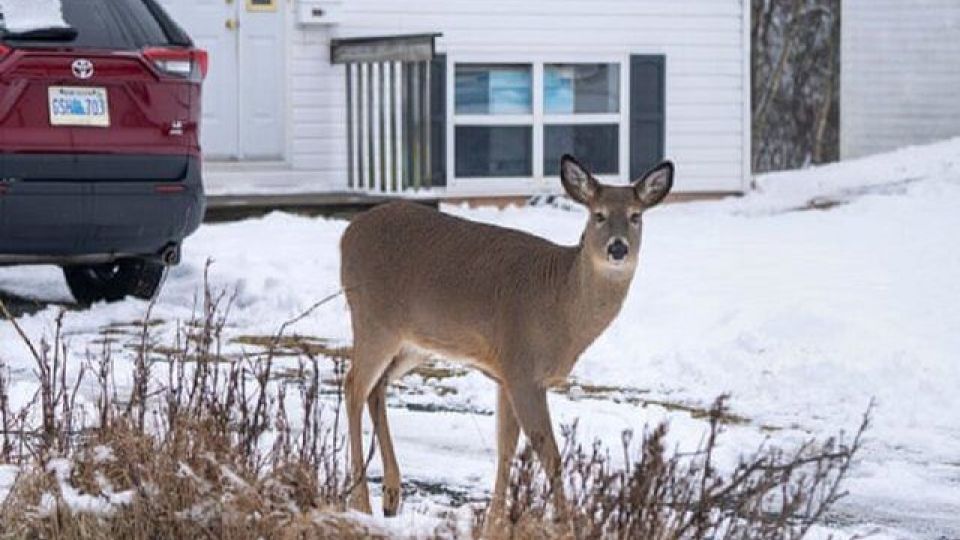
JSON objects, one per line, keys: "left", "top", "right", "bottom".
{"left": 1, "top": 0, "right": 190, "bottom": 49}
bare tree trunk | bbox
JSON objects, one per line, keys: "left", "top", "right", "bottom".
{"left": 752, "top": 0, "right": 841, "bottom": 174}
{"left": 813, "top": 8, "right": 839, "bottom": 163}
{"left": 753, "top": 0, "right": 804, "bottom": 171}
{"left": 754, "top": 0, "right": 803, "bottom": 127}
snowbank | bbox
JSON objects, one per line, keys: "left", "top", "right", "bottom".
{"left": 744, "top": 136, "right": 960, "bottom": 212}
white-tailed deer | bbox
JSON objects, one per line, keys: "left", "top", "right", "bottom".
{"left": 340, "top": 155, "right": 674, "bottom": 519}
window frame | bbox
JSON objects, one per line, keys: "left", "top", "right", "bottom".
{"left": 446, "top": 53, "right": 630, "bottom": 195}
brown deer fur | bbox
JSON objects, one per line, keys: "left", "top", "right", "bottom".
{"left": 339, "top": 155, "right": 675, "bottom": 519}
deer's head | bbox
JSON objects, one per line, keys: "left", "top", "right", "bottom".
{"left": 560, "top": 154, "right": 674, "bottom": 275}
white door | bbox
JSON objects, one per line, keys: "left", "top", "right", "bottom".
{"left": 238, "top": 1, "right": 285, "bottom": 159}
{"left": 158, "top": 0, "right": 285, "bottom": 160}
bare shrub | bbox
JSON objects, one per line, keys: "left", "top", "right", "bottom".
{"left": 1, "top": 277, "right": 866, "bottom": 539}
{"left": 0, "top": 271, "right": 369, "bottom": 538}
{"left": 0, "top": 419, "right": 383, "bottom": 539}
{"left": 482, "top": 396, "right": 868, "bottom": 540}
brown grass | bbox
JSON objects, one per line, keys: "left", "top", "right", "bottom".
{"left": 0, "top": 421, "right": 386, "bottom": 539}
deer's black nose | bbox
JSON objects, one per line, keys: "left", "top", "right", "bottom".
{"left": 608, "top": 239, "right": 629, "bottom": 261}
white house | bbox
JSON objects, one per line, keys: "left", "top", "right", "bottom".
{"left": 841, "top": 0, "right": 960, "bottom": 159}
{"left": 157, "top": 0, "right": 751, "bottom": 198}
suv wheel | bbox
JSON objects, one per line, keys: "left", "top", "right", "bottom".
{"left": 63, "top": 259, "right": 167, "bottom": 305}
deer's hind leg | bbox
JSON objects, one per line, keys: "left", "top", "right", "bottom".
{"left": 367, "top": 348, "right": 425, "bottom": 517}
{"left": 345, "top": 325, "right": 401, "bottom": 514}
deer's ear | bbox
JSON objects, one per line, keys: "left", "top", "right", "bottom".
{"left": 633, "top": 161, "right": 674, "bottom": 207}
{"left": 560, "top": 154, "right": 599, "bottom": 205}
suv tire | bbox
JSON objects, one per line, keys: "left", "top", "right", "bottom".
{"left": 63, "top": 259, "right": 167, "bottom": 305}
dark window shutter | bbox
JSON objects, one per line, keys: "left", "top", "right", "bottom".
{"left": 629, "top": 55, "right": 666, "bottom": 180}
{"left": 430, "top": 54, "right": 447, "bottom": 186}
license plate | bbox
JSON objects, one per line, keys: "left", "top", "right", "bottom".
{"left": 48, "top": 86, "right": 110, "bottom": 128}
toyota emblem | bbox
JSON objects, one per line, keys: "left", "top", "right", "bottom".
{"left": 72, "top": 59, "right": 94, "bottom": 80}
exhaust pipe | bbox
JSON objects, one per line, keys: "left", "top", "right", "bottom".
{"left": 159, "top": 243, "right": 181, "bottom": 266}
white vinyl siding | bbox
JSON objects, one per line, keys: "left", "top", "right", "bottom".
{"left": 841, "top": 0, "right": 960, "bottom": 159}
{"left": 287, "top": 0, "right": 750, "bottom": 193}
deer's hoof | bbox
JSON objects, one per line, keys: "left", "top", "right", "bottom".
{"left": 481, "top": 507, "right": 513, "bottom": 540}
{"left": 382, "top": 486, "right": 401, "bottom": 517}
{"left": 348, "top": 492, "right": 373, "bottom": 515}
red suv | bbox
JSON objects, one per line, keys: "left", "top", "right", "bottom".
{"left": 0, "top": 0, "right": 206, "bottom": 304}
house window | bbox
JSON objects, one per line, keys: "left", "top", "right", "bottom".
{"left": 543, "top": 63, "right": 620, "bottom": 175}
{"left": 544, "top": 124, "right": 619, "bottom": 175}
{"left": 453, "top": 64, "right": 533, "bottom": 178}
{"left": 544, "top": 64, "right": 620, "bottom": 114}
{"left": 452, "top": 60, "right": 626, "bottom": 183}
{"left": 455, "top": 64, "right": 532, "bottom": 115}
{"left": 455, "top": 126, "right": 533, "bottom": 177}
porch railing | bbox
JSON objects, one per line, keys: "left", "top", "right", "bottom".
{"left": 331, "top": 33, "right": 441, "bottom": 193}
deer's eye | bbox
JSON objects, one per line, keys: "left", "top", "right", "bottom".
{"left": 630, "top": 212, "right": 642, "bottom": 225}
{"left": 594, "top": 212, "right": 607, "bottom": 223}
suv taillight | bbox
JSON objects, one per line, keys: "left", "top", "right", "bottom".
{"left": 143, "top": 47, "right": 208, "bottom": 82}
{"left": 0, "top": 44, "right": 11, "bottom": 60}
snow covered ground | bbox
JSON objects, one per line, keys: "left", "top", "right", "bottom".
{"left": 2, "top": 139, "right": 960, "bottom": 538}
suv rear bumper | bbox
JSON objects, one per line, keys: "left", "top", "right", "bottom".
{"left": 0, "top": 156, "right": 205, "bottom": 265}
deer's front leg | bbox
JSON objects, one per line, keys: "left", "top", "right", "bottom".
{"left": 505, "top": 381, "right": 567, "bottom": 516}
{"left": 482, "top": 385, "right": 521, "bottom": 539}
